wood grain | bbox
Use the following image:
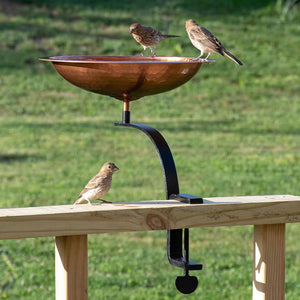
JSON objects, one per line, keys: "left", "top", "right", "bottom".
{"left": 55, "top": 235, "right": 88, "bottom": 300}
{"left": 0, "top": 195, "right": 299, "bottom": 240}
{"left": 253, "top": 224, "right": 285, "bottom": 300}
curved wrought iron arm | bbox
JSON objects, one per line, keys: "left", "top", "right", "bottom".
{"left": 115, "top": 122, "right": 179, "bottom": 199}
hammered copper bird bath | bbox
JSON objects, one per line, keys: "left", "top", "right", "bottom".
{"left": 40, "top": 55, "right": 212, "bottom": 294}
{"left": 40, "top": 55, "right": 203, "bottom": 100}
{"left": 39, "top": 55, "right": 207, "bottom": 122}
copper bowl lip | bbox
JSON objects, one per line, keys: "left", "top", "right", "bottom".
{"left": 39, "top": 55, "right": 215, "bottom": 64}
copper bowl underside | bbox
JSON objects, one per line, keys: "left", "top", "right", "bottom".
{"left": 40, "top": 55, "right": 209, "bottom": 101}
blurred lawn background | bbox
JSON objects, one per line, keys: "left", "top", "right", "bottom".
{"left": 0, "top": 0, "right": 299, "bottom": 299}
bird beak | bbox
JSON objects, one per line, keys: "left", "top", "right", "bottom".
{"left": 114, "top": 166, "right": 120, "bottom": 172}
{"left": 129, "top": 29, "right": 133, "bottom": 34}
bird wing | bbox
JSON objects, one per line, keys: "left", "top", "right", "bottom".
{"left": 141, "top": 25, "right": 161, "bottom": 37}
{"left": 78, "top": 173, "right": 106, "bottom": 198}
{"left": 191, "top": 26, "right": 224, "bottom": 53}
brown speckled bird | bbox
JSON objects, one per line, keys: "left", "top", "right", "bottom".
{"left": 74, "top": 162, "right": 119, "bottom": 205}
{"left": 185, "top": 19, "right": 243, "bottom": 65}
{"left": 130, "top": 23, "right": 179, "bottom": 56}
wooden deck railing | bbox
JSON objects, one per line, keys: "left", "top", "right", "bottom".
{"left": 0, "top": 194, "right": 300, "bottom": 299}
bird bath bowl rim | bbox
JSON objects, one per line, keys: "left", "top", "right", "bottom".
{"left": 39, "top": 55, "right": 214, "bottom": 64}
{"left": 39, "top": 55, "right": 214, "bottom": 102}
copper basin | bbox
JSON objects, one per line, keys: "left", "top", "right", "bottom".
{"left": 39, "top": 55, "right": 210, "bottom": 101}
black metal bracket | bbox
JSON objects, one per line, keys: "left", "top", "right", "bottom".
{"left": 115, "top": 112, "right": 203, "bottom": 294}
{"left": 170, "top": 193, "right": 203, "bottom": 204}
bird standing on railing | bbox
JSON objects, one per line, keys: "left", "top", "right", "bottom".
{"left": 130, "top": 23, "right": 180, "bottom": 56}
{"left": 185, "top": 19, "right": 243, "bottom": 65}
{"left": 74, "top": 162, "right": 119, "bottom": 205}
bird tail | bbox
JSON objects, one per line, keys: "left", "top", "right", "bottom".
{"left": 74, "top": 196, "right": 84, "bottom": 205}
{"left": 223, "top": 49, "right": 243, "bottom": 66}
{"left": 162, "top": 34, "right": 180, "bottom": 38}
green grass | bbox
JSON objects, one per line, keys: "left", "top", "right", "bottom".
{"left": 0, "top": 0, "right": 300, "bottom": 299}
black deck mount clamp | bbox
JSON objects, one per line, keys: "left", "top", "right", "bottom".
{"left": 115, "top": 111, "right": 203, "bottom": 294}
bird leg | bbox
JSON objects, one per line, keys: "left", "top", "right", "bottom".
{"left": 189, "top": 50, "right": 204, "bottom": 62}
{"left": 195, "top": 49, "right": 204, "bottom": 60}
{"left": 204, "top": 53, "right": 211, "bottom": 60}
{"left": 85, "top": 197, "right": 93, "bottom": 205}
{"left": 151, "top": 45, "right": 157, "bottom": 57}
{"left": 139, "top": 45, "right": 148, "bottom": 56}
{"left": 190, "top": 51, "right": 211, "bottom": 62}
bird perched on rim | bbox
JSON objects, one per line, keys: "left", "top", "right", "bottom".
{"left": 130, "top": 23, "right": 180, "bottom": 56}
{"left": 74, "top": 162, "right": 119, "bottom": 205}
{"left": 185, "top": 19, "right": 243, "bottom": 65}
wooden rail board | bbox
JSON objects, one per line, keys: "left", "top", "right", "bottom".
{"left": 0, "top": 195, "right": 299, "bottom": 240}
